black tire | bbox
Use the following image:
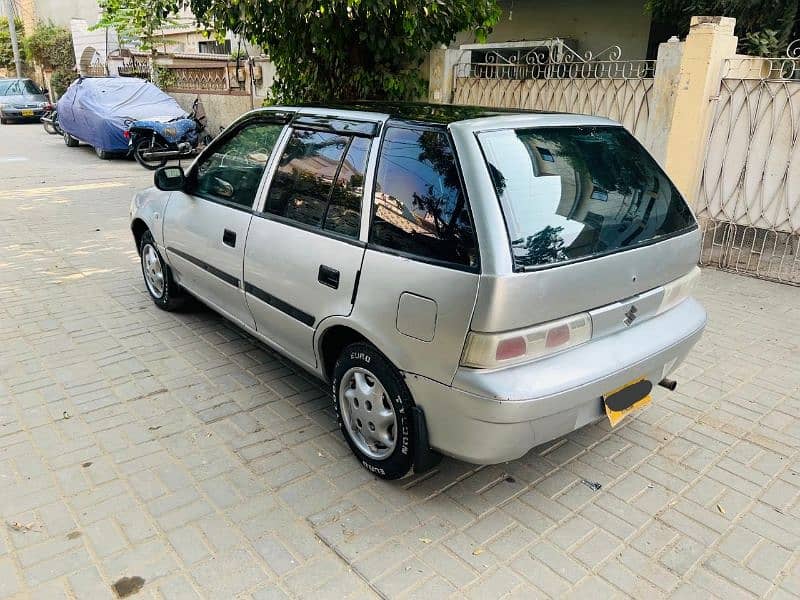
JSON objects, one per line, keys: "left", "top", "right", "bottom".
{"left": 333, "top": 342, "right": 414, "bottom": 480}
{"left": 95, "top": 146, "right": 111, "bottom": 160}
{"left": 63, "top": 131, "right": 79, "bottom": 147}
{"left": 139, "top": 230, "right": 185, "bottom": 311}
{"left": 133, "top": 137, "right": 167, "bottom": 170}
{"left": 0, "top": 117, "right": 7, "bottom": 125}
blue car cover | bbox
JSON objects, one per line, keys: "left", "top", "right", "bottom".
{"left": 57, "top": 77, "right": 188, "bottom": 153}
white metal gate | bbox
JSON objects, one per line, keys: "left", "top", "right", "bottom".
{"left": 698, "top": 42, "right": 800, "bottom": 285}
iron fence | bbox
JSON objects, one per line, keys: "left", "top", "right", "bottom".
{"left": 698, "top": 41, "right": 800, "bottom": 285}
{"left": 450, "top": 40, "right": 656, "bottom": 143}
{"left": 118, "top": 57, "right": 151, "bottom": 80}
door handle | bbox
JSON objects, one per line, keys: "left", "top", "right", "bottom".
{"left": 318, "top": 265, "right": 340, "bottom": 289}
{"left": 222, "top": 229, "right": 236, "bottom": 247}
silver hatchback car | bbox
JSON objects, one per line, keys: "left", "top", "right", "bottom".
{"left": 130, "top": 103, "right": 706, "bottom": 479}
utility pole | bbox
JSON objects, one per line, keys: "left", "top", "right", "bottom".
{"left": 4, "top": 0, "right": 22, "bottom": 78}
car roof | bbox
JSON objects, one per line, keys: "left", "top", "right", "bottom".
{"left": 307, "top": 101, "right": 553, "bottom": 125}
{"left": 255, "top": 101, "right": 621, "bottom": 131}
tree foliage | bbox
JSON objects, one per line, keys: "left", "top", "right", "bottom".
{"left": 0, "top": 17, "right": 23, "bottom": 71}
{"left": 23, "top": 23, "right": 76, "bottom": 97}
{"left": 646, "top": 0, "right": 800, "bottom": 55}
{"left": 185, "top": 0, "right": 501, "bottom": 103}
{"left": 23, "top": 23, "right": 74, "bottom": 70}
{"left": 92, "top": 0, "right": 183, "bottom": 51}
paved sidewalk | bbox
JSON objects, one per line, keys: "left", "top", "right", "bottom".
{"left": 1, "top": 123, "right": 799, "bottom": 599}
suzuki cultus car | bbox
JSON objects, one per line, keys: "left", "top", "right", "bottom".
{"left": 129, "top": 103, "right": 706, "bottom": 479}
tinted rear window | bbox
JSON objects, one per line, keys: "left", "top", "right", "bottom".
{"left": 478, "top": 126, "right": 696, "bottom": 270}
{"left": 371, "top": 126, "right": 478, "bottom": 268}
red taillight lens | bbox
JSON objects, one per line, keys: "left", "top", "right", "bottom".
{"left": 495, "top": 336, "right": 526, "bottom": 361}
{"left": 123, "top": 130, "right": 130, "bottom": 139}
{"left": 545, "top": 324, "right": 570, "bottom": 348}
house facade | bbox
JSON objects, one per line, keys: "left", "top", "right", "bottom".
{"left": 454, "top": 0, "right": 656, "bottom": 61}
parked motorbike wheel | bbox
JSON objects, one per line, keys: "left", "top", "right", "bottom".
{"left": 41, "top": 110, "right": 62, "bottom": 135}
{"left": 133, "top": 138, "right": 168, "bottom": 170}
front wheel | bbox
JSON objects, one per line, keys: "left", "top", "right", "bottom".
{"left": 133, "top": 137, "right": 167, "bottom": 170}
{"left": 333, "top": 342, "right": 414, "bottom": 480}
{"left": 139, "top": 230, "right": 185, "bottom": 311}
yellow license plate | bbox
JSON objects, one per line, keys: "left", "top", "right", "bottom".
{"left": 603, "top": 378, "right": 652, "bottom": 427}
{"left": 21, "top": 109, "right": 34, "bottom": 117}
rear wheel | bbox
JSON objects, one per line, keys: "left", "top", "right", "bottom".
{"left": 63, "top": 131, "right": 79, "bottom": 147}
{"left": 133, "top": 137, "right": 167, "bottom": 170}
{"left": 0, "top": 117, "right": 8, "bottom": 125}
{"left": 333, "top": 342, "right": 414, "bottom": 480}
{"left": 95, "top": 146, "right": 111, "bottom": 160}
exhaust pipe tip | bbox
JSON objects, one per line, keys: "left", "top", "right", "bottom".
{"left": 658, "top": 378, "right": 677, "bottom": 391}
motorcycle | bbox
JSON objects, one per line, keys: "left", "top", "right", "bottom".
{"left": 41, "top": 109, "right": 62, "bottom": 135}
{"left": 127, "top": 97, "right": 212, "bottom": 170}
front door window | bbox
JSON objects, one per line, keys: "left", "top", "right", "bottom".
{"left": 191, "top": 121, "right": 284, "bottom": 210}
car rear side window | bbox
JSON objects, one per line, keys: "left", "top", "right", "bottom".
{"left": 323, "top": 136, "right": 370, "bottom": 238}
{"left": 265, "top": 129, "right": 368, "bottom": 237}
{"left": 371, "top": 126, "right": 478, "bottom": 268}
{"left": 194, "top": 121, "right": 283, "bottom": 209}
{"left": 478, "top": 126, "right": 697, "bottom": 270}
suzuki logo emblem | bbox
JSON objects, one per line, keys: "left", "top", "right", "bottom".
{"left": 623, "top": 305, "right": 639, "bottom": 327}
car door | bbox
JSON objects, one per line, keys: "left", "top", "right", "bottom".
{"left": 163, "top": 116, "right": 287, "bottom": 329}
{"left": 243, "top": 120, "right": 375, "bottom": 367}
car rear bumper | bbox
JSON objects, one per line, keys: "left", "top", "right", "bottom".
{"left": 405, "top": 297, "right": 707, "bottom": 465}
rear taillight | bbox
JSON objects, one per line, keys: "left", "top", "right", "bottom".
{"left": 657, "top": 267, "right": 700, "bottom": 315}
{"left": 495, "top": 337, "right": 526, "bottom": 361}
{"left": 123, "top": 130, "right": 131, "bottom": 139}
{"left": 461, "top": 313, "right": 592, "bottom": 369}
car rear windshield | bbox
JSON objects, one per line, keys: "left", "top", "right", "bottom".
{"left": 477, "top": 126, "right": 696, "bottom": 270}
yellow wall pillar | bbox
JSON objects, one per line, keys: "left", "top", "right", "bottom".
{"left": 16, "top": 0, "right": 37, "bottom": 35}
{"left": 662, "top": 16, "right": 738, "bottom": 208}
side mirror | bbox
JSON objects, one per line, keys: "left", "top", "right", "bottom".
{"left": 41, "top": 88, "right": 48, "bottom": 95}
{"left": 154, "top": 166, "right": 186, "bottom": 191}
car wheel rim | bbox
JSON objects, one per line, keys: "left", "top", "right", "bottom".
{"left": 339, "top": 367, "right": 397, "bottom": 460}
{"left": 142, "top": 243, "right": 165, "bottom": 298}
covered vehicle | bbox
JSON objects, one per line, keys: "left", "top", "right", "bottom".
{"left": 0, "top": 78, "right": 52, "bottom": 123}
{"left": 57, "top": 77, "right": 188, "bottom": 159}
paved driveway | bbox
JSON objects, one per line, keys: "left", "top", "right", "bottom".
{"left": 1, "top": 122, "right": 799, "bottom": 600}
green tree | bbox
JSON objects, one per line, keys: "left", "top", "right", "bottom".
{"left": 23, "top": 23, "right": 76, "bottom": 96}
{"left": 92, "top": 0, "right": 185, "bottom": 86}
{"left": 0, "top": 17, "right": 24, "bottom": 71}
{"left": 92, "top": 0, "right": 183, "bottom": 52}
{"left": 646, "top": 0, "right": 800, "bottom": 55}
{"left": 186, "top": 0, "right": 501, "bottom": 103}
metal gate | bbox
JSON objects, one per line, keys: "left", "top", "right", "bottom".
{"left": 698, "top": 42, "right": 800, "bottom": 285}
{"left": 450, "top": 40, "right": 655, "bottom": 145}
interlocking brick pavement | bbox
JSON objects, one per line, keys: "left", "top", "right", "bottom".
{"left": 1, "top": 123, "right": 799, "bottom": 599}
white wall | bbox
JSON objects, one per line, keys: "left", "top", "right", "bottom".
{"left": 34, "top": 0, "right": 100, "bottom": 26}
